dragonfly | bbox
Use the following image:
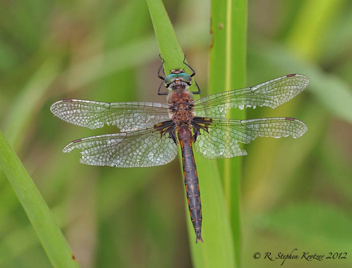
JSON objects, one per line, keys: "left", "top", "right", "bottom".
{"left": 50, "top": 58, "right": 309, "bottom": 243}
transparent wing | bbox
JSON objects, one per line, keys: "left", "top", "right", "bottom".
{"left": 193, "top": 74, "right": 309, "bottom": 117}
{"left": 63, "top": 127, "right": 178, "bottom": 167}
{"left": 194, "top": 117, "right": 308, "bottom": 159}
{"left": 50, "top": 99, "right": 171, "bottom": 132}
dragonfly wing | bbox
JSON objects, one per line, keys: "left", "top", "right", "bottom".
{"left": 63, "top": 126, "right": 178, "bottom": 167}
{"left": 50, "top": 99, "right": 171, "bottom": 131}
{"left": 193, "top": 74, "right": 309, "bottom": 117}
{"left": 193, "top": 117, "right": 308, "bottom": 159}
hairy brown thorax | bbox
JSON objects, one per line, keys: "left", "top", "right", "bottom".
{"left": 168, "top": 89, "right": 194, "bottom": 126}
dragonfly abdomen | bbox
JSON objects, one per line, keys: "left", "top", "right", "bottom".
{"left": 178, "top": 126, "right": 203, "bottom": 243}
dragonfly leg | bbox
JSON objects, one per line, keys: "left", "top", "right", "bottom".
{"left": 183, "top": 55, "right": 201, "bottom": 94}
{"left": 157, "top": 81, "right": 168, "bottom": 95}
{"left": 157, "top": 54, "right": 165, "bottom": 80}
{"left": 168, "top": 128, "right": 178, "bottom": 145}
{"left": 157, "top": 55, "right": 168, "bottom": 95}
{"left": 192, "top": 80, "right": 201, "bottom": 95}
{"left": 182, "top": 55, "right": 195, "bottom": 77}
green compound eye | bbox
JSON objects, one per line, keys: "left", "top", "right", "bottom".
{"left": 164, "top": 74, "right": 177, "bottom": 85}
{"left": 178, "top": 73, "right": 192, "bottom": 83}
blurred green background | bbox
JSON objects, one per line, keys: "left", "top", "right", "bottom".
{"left": 1, "top": 0, "right": 352, "bottom": 267}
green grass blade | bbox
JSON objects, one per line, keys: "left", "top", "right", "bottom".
{"left": 0, "top": 57, "right": 62, "bottom": 235}
{"left": 146, "top": 0, "right": 184, "bottom": 72}
{"left": 210, "top": 0, "right": 247, "bottom": 266}
{"left": 147, "top": 0, "right": 235, "bottom": 267}
{"left": 0, "top": 131, "right": 79, "bottom": 268}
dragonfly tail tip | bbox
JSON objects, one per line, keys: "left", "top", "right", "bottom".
{"left": 195, "top": 234, "right": 204, "bottom": 243}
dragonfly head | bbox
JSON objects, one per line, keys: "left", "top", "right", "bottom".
{"left": 164, "top": 69, "right": 192, "bottom": 91}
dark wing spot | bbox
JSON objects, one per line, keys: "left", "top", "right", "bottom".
{"left": 287, "top": 74, "right": 296, "bottom": 77}
{"left": 285, "top": 117, "right": 295, "bottom": 121}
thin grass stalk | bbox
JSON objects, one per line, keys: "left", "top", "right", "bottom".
{"left": 0, "top": 130, "right": 79, "bottom": 268}
{"left": 210, "top": 0, "right": 247, "bottom": 267}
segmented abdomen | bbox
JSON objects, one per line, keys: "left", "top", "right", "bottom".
{"left": 178, "top": 126, "right": 203, "bottom": 243}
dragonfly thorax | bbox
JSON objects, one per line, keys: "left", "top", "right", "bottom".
{"left": 167, "top": 88, "right": 194, "bottom": 104}
{"left": 168, "top": 88, "right": 194, "bottom": 127}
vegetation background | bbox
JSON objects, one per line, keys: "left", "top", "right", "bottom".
{"left": 0, "top": 0, "right": 352, "bottom": 267}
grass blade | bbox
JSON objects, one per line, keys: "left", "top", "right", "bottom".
{"left": 147, "top": 0, "right": 235, "bottom": 267}
{"left": 0, "top": 131, "right": 79, "bottom": 268}
{"left": 210, "top": 0, "right": 247, "bottom": 266}
{"left": 146, "top": 0, "right": 184, "bottom": 72}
